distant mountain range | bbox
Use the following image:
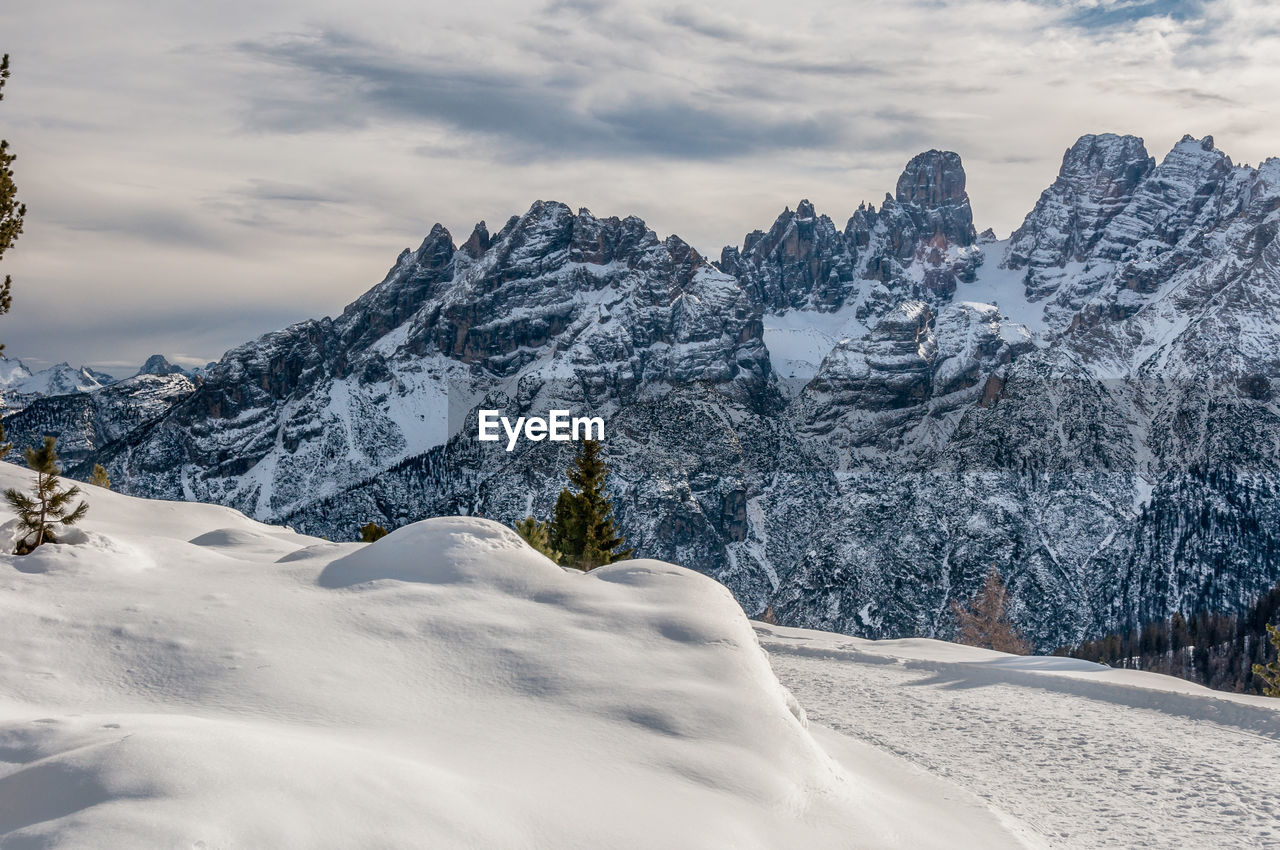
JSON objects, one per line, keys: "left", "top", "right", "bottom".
{"left": 6, "top": 132, "right": 1280, "bottom": 651}
{"left": 0, "top": 353, "right": 205, "bottom": 411}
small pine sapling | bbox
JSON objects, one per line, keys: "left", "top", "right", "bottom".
{"left": 89, "top": 463, "right": 111, "bottom": 489}
{"left": 4, "top": 436, "right": 88, "bottom": 554}
{"left": 359, "top": 521, "right": 388, "bottom": 543}
{"left": 547, "top": 440, "right": 631, "bottom": 570}
{"left": 514, "top": 516, "right": 561, "bottom": 562}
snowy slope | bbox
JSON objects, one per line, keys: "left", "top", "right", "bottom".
{"left": 0, "top": 465, "right": 1033, "bottom": 849}
{"left": 758, "top": 624, "right": 1280, "bottom": 849}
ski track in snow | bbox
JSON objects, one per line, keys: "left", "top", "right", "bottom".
{"left": 759, "top": 626, "right": 1280, "bottom": 849}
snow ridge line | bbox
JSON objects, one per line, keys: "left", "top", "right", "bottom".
{"left": 756, "top": 637, "right": 1280, "bottom": 741}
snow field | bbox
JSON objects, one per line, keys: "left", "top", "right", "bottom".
{"left": 0, "top": 465, "right": 1031, "bottom": 848}
{"left": 757, "top": 625, "right": 1280, "bottom": 849}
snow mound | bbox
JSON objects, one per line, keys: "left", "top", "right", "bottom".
{"left": 0, "top": 516, "right": 151, "bottom": 573}
{"left": 188, "top": 526, "right": 308, "bottom": 560}
{"left": 275, "top": 541, "right": 363, "bottom": 563}
{"left": 0, "top": 464, "right": 1034, "bottom": 848}
{"left": 317, "top": 516, "right": 563, "bottom": 588}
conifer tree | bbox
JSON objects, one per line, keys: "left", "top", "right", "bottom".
{"left": 547, "top": 440, "right": 631, "bottom": 571}
{"left": 1253, "top": 623, "right": 1280, "bottom": 697}
{"left": 548, "top": 488, "right": 580, "bottom": 564}
{"left": 0, "top": 419, "right": 10, "bottom": 460}
{"left": 359, "top": 521, "right": 388, "bottom": 543}
{"left": 952, "top": 566, "right": 1030, "bottom": 655}
{"left": 89, "top": 463, "right": 110, "bottom": 489}
{"left": 0, "top": 54, "right": 26, "bottom": 350}
{"left": 514, "top": 516, "right": 561, "bottom": 562}
{"left": 4, "top": 436, "right": 88, "bottom": 554}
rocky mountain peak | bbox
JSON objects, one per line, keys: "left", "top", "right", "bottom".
{"left": 460, "top": 221, "right": 490, "bottom": 259}
{"left": 138, "top": 354, "right": 184, "bottom": 376}
{"left": 719, "top": 200, "right": 856, "bottom": 312}
{"left": 893, "top": 149, "right": 977, "bottom": 249}
{"left": 414, "top": 223, "right": 456, "bottom": 267}
{"left": 896, "top": 150, "right": 965, "bottom": 207}
{"left": 1006, "top": 133, "right": 1155, "bottom": 276}
{"left": 1091, "top": 133, "right": 1237, "bottom": 262}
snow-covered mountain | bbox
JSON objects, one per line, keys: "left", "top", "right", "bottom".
{"left": 35, "top": 132, "right": 1280, "bottom": 651}
{"left": 0, "top": 356, "right": 117, "bottom": 412}
{"left": 1, "top": 372, "right": 194, "bottom": 463}
{"left": 2, "top": 467, "right": 1274, "bottom": 847}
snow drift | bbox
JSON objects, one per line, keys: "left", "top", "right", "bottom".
{"left": 0, "top": 464, "right": 1029, "bottom": 848}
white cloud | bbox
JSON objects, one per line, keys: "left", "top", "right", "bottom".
{"left": 1, "top": 0, "right": 1278, "bottom": 369}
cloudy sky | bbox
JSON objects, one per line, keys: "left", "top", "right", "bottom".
{"left": 2, "top": 0, "right": 1279, "bottom": 372}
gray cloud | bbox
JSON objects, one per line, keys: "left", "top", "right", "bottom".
{"left": 239, "top": 180, "right": 348, "bottom": 205}
{"left": 236, "top": 29, "right": 867, "bottom": 160}
{"left": 660, "top": 7, "right": 762, "bottom": 45}
{"left": 56, "top": 204, "right": 231, "bottom": 252}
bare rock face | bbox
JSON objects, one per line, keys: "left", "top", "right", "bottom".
{"left": 1006, "top": 134, "right": 1154, "bottom": 283}
{"left": 794, "top": 299, "right": 1030, "bottom": 450}
{"left": 802, "top": 300, "right": 936, "bottom": 426}
{"left": 893, "top": 149, "right": 977, "bottom": 249}
{"left": 718, "top": 199, "right": 858, "bottom": 312}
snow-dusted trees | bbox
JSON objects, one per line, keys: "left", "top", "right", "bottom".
{"left": 1061, "top": 582, "right": 1280, "bottom": 694}
{"left": 4, "top": 436, "right": 89, "bottom": 554}
{"left": 952, "top": 566, "right": 1030, "bottom": 655}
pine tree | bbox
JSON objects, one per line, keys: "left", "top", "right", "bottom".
{"left": 514, "top": 516, "right": 561, "bottom": 562}
{"left": 548, "top": 488, "right": 581, "bottom": 562}
{"left": 1253, "top": 623, "right": 1280, "bottom": 697}
{"left": 0, "top": 54, "right": 26, "bottom": 351}
{"left": 0, "top": 418, "right": 10, "bottom": 460}
{"left": 952, "top": 566, "right": 1031, "bottom": 655}
{"left": 89, "top": 463, "right": 110, "bottom": 489}
{"left": 359, "top": 521, "right": 388, "bottom": 543}
{"left": 4, "top": 436, "right": 88, "bottom": 554}
{"left": 547, "top": 440, "right": 632, "bottom": 570}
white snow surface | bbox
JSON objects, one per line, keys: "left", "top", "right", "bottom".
{"left": 958, "top": 240, "right": 1053, "bottom": 334}
{"left": 3, "top": 466, "right": 1273, "bottom": 848}
{"left": 763, "top": 304, "right": 870, "bottom": 385}
{"left": 0, "top": 465, "right": 1034, "bottom": 849}
{"left": 757, "top": 624, "right": 1280, "bottom": 849}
